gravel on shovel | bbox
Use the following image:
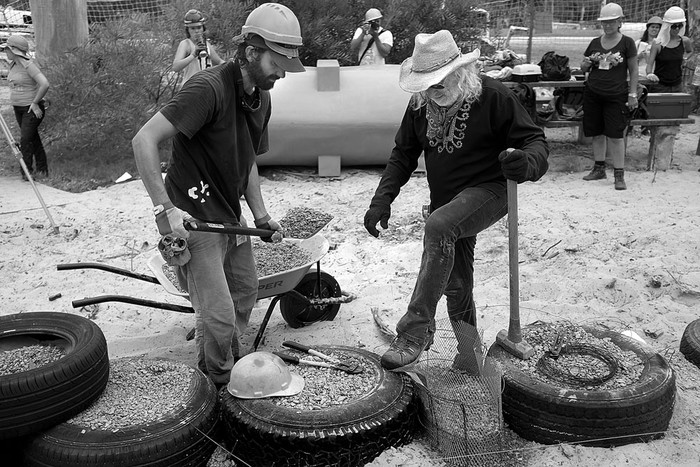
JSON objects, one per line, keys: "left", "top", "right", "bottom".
{"left": 279, "top": 207, "right": 333, "bottom": 239}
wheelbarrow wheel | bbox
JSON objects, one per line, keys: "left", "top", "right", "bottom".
{"left": 279, "top": 270, "right": 341, "bottom": 328}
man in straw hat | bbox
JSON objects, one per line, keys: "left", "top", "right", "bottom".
{"left": 132, "top": 3, "right": 305, "bottom": 388}
{"left": 364, "top": 30, "right": 549, "bottom": 371}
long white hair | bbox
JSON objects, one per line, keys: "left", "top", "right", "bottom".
{"left": 409, "top": 62, "right": 483, "bottom": 110}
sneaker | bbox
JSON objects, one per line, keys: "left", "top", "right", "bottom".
{"left": 381, "top": 331, "right": 434, "bottom": 371}
{"left": 582, "top": 164, "right": 606, "bottom": 181}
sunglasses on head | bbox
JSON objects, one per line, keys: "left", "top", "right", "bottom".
{"left": 670, "top": 23, "right": 684, "bottom": 29}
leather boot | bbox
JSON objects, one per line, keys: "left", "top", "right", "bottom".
{"left": 583, "top": 163, "right": 606, "bottom": 180}
{"left": 614, "top": 168, "right": 627, "bottom": 190}
{"left": 381, "top": 331, "right": 434, "bottom": 370}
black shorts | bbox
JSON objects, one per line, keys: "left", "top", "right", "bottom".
{"left": 582, "top": 87, "right": 629, "bottom": 139}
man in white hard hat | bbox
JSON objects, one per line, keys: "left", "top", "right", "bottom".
{"left": 350, "top": 8, "right": 393, "bottom": 66}
{"left": 132, "top": 3, "right": 305, "bottom": 389}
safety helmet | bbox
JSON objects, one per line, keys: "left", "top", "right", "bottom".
{"left": 183, "top": 9, "right": 205, "bottom": 27}
{"left": 663, "top": 6, "right": 686, "bottom": 24}
{"left": 597, "top": 3, "right": 624, "bottom": 21}
{"left": 241, "top": 3, "right": 302, "bottom": 46}
{"left": 227, "top": 351, "right": 304, "bottom": 399}
{"left": 364, "top": 8, "right": 383, "bottom": 23}
{"left": 646, "top": 16, "right": 662, "bottom": 27}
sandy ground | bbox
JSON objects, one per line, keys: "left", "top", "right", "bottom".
{"left": 1, "top": 122, "right": 700, "bottom": 466}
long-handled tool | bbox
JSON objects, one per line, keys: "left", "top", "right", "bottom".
{"left": 495, "top": 179, "right": 534, "bottom": 359}
{"left": 0, "top": 112, "right": 59, "bottom": 234}
{"left": 184, "top": 220, "right": 276, "bottom": 237}
{"left": 282, "top": 341, "right": 362, "bottom": 374}
{"left": 273, "top": 351, "right": 362, "bottom": 375}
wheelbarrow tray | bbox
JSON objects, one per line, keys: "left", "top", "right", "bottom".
{"left": 146, "top": 235, "right": 331, "bottom": 300}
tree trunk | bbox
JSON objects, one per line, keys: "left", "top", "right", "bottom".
{"left": 29, "top": 0, "right": 88, "bottom": 61}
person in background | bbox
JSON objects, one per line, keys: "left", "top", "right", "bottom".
{"left": 364, "top": 30, "right": 548, "bottom": 371}
{"left": 636, "top": 16, "right": 662, "bottom": 78}
{"left": 172, "top": 9, "right": 224, "bottom": 85}
{"left": 350, "top": 8, "right": 393, "bottom": 66}
{"left": 646, "top": 6, "right": 694, "bottom": 93}
{"left": 580, "top": 2, "right": 638, "bottom": 191}
{"left": 133, "top": 3, "right": 305, "bottom": 388}
{"left": 1, "top": 35, "right": 50, "bottom": 180}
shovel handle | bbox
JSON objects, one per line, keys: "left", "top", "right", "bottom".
{"left": 184, "top": 220, "right": 274, "bottom": 237}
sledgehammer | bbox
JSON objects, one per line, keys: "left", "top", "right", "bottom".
{"left": 495, "top": 179, "right": 534, "bottom": 359}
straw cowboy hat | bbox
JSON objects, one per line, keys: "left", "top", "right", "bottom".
{"left": 0, "top": 35, "right": 31, "bottom": 59}
{"left": 399, "top": 30, "right": 480, "bottom": 93}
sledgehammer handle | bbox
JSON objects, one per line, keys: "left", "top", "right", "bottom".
{"left": 507, "top": 179, "right": 523, "bottom": 343}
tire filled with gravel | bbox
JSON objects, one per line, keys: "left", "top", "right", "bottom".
{"left": 680, "top": 319, "right": 700, "bottom": 369}
{"left": 0, "top": 312, "right": 110, "bottom": 440}
{"left": 220, "top": 346, "right": 417, "bottom": 467}
{"left": 22, "top": 357, "right": 220, "bottom": 467}
{"left": 488, "top": 322, "right": 676, "bottom": 446}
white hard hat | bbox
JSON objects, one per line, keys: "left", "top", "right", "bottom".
{"left": 597, "top": 3, "right": 624, "bottom": 21}
{"left": 241, "top": 3, "right": 302, "bottom": 46}
{"left": 227, "top": 351, "right": 304, "bottom": 399}
{"left": 364, "top": 8, "right": 383, "bottom": 23}
{"left": 663, "top": 6, "right": 686, "bottom": 24}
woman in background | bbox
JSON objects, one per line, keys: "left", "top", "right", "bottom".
{"left": 636, "top": 16, "right": 662, "bottom": 77}
{"left": 172, "top": 9, "right": 223, "bottom": 86}
{"left": 646, "top": 6, "right": 694, "bottom": 92}
{"left": 1, "top": 35, "right": 50, "bottom": 180}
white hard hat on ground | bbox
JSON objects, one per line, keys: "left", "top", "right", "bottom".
{"left": 597, "top": 3, "right": 624, "bottom": 21}
{"left": 227, "top": 351, "right": 304, "bottom": 399}
{"left": 364, "top": 8, "right": 383, "bottom": 23}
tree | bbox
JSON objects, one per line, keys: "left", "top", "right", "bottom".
{"left": 29, "top": 0, "right": 88, "bottom": 61}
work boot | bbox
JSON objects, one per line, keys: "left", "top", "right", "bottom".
{"left": 583, "top": 163, "right": 606, "bottom": 180}
{"left": 381, "top": 331, "right": 434, "bottom": 371}
{"left": 614, "top": 168, "right": 627, "bottom": 190}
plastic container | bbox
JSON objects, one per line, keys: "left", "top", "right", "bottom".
{"left": 645, "top": 92, "right": 693, "bottom": 118}
{"left": 511, "top": 64, "right": 541, "bottom": 82}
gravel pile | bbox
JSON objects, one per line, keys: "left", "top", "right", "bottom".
{"left": 0, "top": 344, "right": 66, "bottom": 375}
{"left": 68, "top": 357, "right": 194, "bottom": 431}
{"left": 502, "top": 321, "right": 644, "bottom": 390}
{"left": 271, "top": 350, "right": 375, "bottom": 410}
{"left": 253, "top": 241, "right": 312, "bottom": 277}
{"left": 279, "top": 207, "right": 333, "bottom": 239}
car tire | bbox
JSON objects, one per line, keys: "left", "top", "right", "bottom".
{"left": 680, "top": 319, "right": 700, "bottom": 368}
{"left": 488, "top": 325, "right": 676, "bottom": 446}
{"left": 0, "top": 312, "right": 110, "bottom": 440}
{"left": 220, "top": 346, "right": 416, "bottom": 466}
{"left": 22, "top": 358, "right": 220, "bottom": 467}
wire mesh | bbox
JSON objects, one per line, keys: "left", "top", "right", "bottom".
{"left": 412, "top": 319, "right": 505, "bottom": 467}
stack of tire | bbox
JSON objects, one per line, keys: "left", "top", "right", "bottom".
{"left": 0, "top": 312, "right": 219, "bottom": 466}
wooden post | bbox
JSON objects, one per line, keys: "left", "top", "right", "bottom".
{"left": 647, "top": 126, "right": 681, "bottom": 171}
{"left": 29, "top": 0, "right": 88, "bottom": 61}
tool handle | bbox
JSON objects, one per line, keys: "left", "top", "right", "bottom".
{"left": 184, "top": 220, "right": 274, "bottom": 237}
{"left": 507, "top": 179, "right": 523, "bottom": 343}
{"left": 273, "top": 351, "right": 300, "bottom": 364}
{"left": 282, "top": 341, "right": 311, "bottom": 353}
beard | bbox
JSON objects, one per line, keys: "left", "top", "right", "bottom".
{"left": 248, "top": 58, "right": 279, "bottom": 91}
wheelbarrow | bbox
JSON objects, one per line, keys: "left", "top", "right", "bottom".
{"left": 57, "top": 234, "right": 350, "bottom": 352}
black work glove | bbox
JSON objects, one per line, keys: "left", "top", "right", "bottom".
{"left": 364, "top": 204, "right": 391, "bottom": 238}
{"left": 498, "top": 149, "right": 534, "bottom": 183}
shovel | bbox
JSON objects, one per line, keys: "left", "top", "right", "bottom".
{"left": 273, "top": 351, "right": 363, "bottom": 375}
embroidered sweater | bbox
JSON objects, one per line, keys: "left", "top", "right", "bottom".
{"left": 370, "top": 76, "right": 549, "bottom": 210}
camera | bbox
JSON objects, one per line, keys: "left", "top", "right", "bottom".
{"left": 196, "top": 41, "right": 208, "bottom": 59}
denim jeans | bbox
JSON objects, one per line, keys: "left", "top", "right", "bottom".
{"left": 13, "top": 103, "right": 47, "bottom": 174}
{"left": 176, "top": 227, "right": 258, "bottom": 385}
{"left": 396, "top": 181, "right": 508, "bottom": 341}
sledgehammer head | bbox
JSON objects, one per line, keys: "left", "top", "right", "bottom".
{"left": 496, "top": 329, "right": 534, "bottom": 360}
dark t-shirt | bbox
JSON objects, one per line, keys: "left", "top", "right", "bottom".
{"left": 584, "top": 34, "right": 637, "bottom": 95}
{"left": 160, "top": 61, "right": 271, "bottom": 224}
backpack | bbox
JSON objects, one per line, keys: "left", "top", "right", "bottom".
{"left": 538, "top": 51, "right": 571, "bottom": 81}
{"left": 513, "top": 83, "right": 552, "bottom": 125}
{"left": 554, "top": 87, "right": 584, "bottom": 121}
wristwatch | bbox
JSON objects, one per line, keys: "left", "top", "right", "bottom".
{"left": 628, "top": 93, "right": 638, "bottom": 98}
